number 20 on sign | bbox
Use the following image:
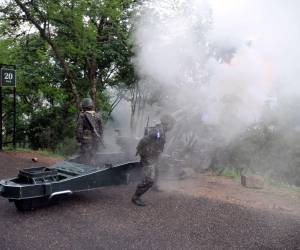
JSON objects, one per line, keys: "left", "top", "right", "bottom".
{"left": 1, "top": 68, "right": 16, "bottom": 87}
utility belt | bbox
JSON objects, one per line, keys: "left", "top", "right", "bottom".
{"left": 82, "top": 130, "right": 93, "bottom": 142}
{"left": 140, "top": 156, "right": 159, "bottom": 166}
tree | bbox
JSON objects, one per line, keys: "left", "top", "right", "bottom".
{"left": 0, "top": 0, "right": 137, "bottom": 111}
{"left": 0, "top": 0, "right": 139, "bottom": 151}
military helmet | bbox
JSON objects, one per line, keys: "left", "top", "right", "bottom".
{"left": 81, "top": 98, "right": 94, "bottom": 110}
{"left": 160, "top": 114, "right": 175, "bottom": 131}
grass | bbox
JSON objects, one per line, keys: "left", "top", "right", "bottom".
{"left": 2, "top": 137, "right": 78, "bottom": 157}
{"left": 265, "top": 177, "right": 300, "bottom": 193}
{"left": 219, "top": 168, "right": 241, "bottom": 180}
{"left": 2, "top": 146, "right": 64, "bottom": 158}
{"left": 219, "top": 167, "right": 300, "bottom": 194}
{"left": 280, "top": 184, "right": 300, "bottom": 193}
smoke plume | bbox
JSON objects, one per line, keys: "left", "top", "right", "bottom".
{"left": 130, "top": 0, "right": 300, "bottom": 184}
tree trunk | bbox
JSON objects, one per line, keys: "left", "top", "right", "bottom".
{"left": 14, "top": 0, "right": 81, "bottom": 111}
{"left": 87, "top": 56, "right": 97, "bottom": 110}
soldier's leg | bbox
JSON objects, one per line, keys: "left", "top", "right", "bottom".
{"left": 79, "top": 144, "right": 88, "bottom": 164}
{"left": 132, "top": 163, "right": 155, "bottom": 206}
{"left": 79, "top": 143, "right": 93, "bottom": 165}
{"left": 152, "top": 165, "right": 160, "bottom": 191}
{"left": 90, "top": 143, "right": 99, "bottom": 166}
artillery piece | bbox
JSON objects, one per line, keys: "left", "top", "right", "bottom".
{"left": 0, "top": 153, "right": 141, "bottom": 211}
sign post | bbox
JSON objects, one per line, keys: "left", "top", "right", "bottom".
{"left": 0, "top": 85, "right": 2, "bottom": 151}
{"left": 0, "top": 65, "right": 16, "bottom": 150}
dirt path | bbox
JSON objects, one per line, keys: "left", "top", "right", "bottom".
{"left": 0, "top": 152, "right": 299, "bottom": 250}
{"left": 160, "top": 175, "right": 300, "bottom": 218}
{"left": 1, "top": 151, "right": 299, "bottom": 217}
{"left": 0, "top": 151, "right": 63, "bottom": 177}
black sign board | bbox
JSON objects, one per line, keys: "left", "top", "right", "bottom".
{"left": 0, "top": 65, "right": 17, "bottom": 151}
{"left": 1, "top": 68, "right": 16, "bottom": 87}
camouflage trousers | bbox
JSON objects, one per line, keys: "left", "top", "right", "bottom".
{"left": 134, "top": 158, "right": 159, "bottom": 197}
{"left": 79, "top": 142, "right": 98, "bottom": 165}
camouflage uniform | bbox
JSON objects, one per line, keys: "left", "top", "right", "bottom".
{"left": 76, "top": 110, "right": 103, "bottom": 165}
{"left": 132, "top": 124, "right": 166, "bottom": 203}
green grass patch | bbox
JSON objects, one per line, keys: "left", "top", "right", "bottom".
{"left": 265, "top": 177, "right": 300, "bottom": 193}
{"left": 282, "top": 185, "right": 300, "bottom": 193}
{"left": 218, "top": 167, "right": 300, "bottom": 193}
{"left": 2, "top": 137, "right": 78, "bottom": 157}
{"left": 219, "top": 168, "right": 241, "bottom": 179}
{"left": 3, "top": 146, "right": 64, "bottom": 158}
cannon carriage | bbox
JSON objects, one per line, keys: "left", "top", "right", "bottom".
{"left": 0, "top": 153, "right": 141, "bottom": 211}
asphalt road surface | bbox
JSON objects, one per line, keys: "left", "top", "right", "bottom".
{"left": 0, "top": 154, "right": 300, "bottom": 250}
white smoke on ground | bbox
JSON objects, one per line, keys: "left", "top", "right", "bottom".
{"left": 131, "top": 0, "right": 300, "bottom": 182}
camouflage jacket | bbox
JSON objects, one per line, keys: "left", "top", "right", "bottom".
{"left": 76, "top": 111, "right": 103, "bottom": 145}
{"left": 136, "top": 124, "right": 166, "bottom": 161}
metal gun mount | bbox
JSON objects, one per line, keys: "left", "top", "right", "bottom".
{"left": 0, "top": 152, "right": 141, "bottom": 211}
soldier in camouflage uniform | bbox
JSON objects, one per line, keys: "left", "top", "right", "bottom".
{"left": 131, "top": 114, "right": 175, "bottom": 206}
{"left": 76, "top": 98, "right": 104, "bottom": 165}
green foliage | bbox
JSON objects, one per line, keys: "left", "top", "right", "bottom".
{"left": 55, "top": 137, "right": 79, "bottom": 156}
{"left": 0, "top": 0, "right": 138, "bottom": 152}
{"left": 210, "top": 97, "right": 300, "bottom": 186}
{"left": 219, "top": 168, "right": 242, "bottom": 179}
{"left": 3, "top": 146, "right": 64, "bottom": 158}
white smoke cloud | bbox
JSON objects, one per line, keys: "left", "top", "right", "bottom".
{"left": 134, "top": 0, "right": 210, "bottom": 87}
{"left": 133, "top": 0, "right": 300, "bottom": 141}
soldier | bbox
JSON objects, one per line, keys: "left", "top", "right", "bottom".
{"left": 131, "top": 114, "right": 175, "bottom": 206}
{"left": 76, "top": 98, "right": 104, "bottom": 165}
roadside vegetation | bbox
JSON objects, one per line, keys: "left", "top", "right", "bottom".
{"left": 218, "top": 166, "right": 300, "bottom": 193}
{"left": 3, "top": 146, "right": 64, "bottom": 158}
{"left": 0, "top": 0, "right": 138, "bottom": 152}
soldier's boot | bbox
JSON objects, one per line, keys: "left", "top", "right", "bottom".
{"left": 131, "top": 179, "right": 153, "bottom": 206}
{"left": 131, "top": 195, "right": 146, "bottom": 206}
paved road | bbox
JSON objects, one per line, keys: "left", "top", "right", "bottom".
{"left": 0, "top": 155, "right": 300, "bottom": 250}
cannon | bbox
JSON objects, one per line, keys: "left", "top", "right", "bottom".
{"left": 0, "top": 153, "right": 141, "bottom": 211}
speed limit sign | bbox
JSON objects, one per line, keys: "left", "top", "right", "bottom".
{"left": 1, "top": 68, "right": 16, "bottom": 87}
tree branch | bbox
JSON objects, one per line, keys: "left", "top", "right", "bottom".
{"left": 14, "top": 0, "right": 81, "bottom": 111}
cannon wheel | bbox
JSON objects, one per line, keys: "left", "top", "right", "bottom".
{"left": 14, "top": 197, "right": 50, "bottom": 211}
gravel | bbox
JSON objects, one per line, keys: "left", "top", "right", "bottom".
{"left": 0, "top": 154, "right": 299, "bottom": 250}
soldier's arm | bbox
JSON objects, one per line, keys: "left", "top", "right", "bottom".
{"left": 159, "top": 144, "right": 165, "bottom": 153}
{"left": 94, "top": 114, "right": 104, "bottom": 147}
{"left": 136, "top": 136, "right": 150, "bottom": 155}
{"left": 159, "top": 137, "right": 166, "bottom": 153}
{"left": 76, "top": 114, "right": 84, "bottom": 143}
{"left": 97, "top": 115, "right": 103, "bottom": 137}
